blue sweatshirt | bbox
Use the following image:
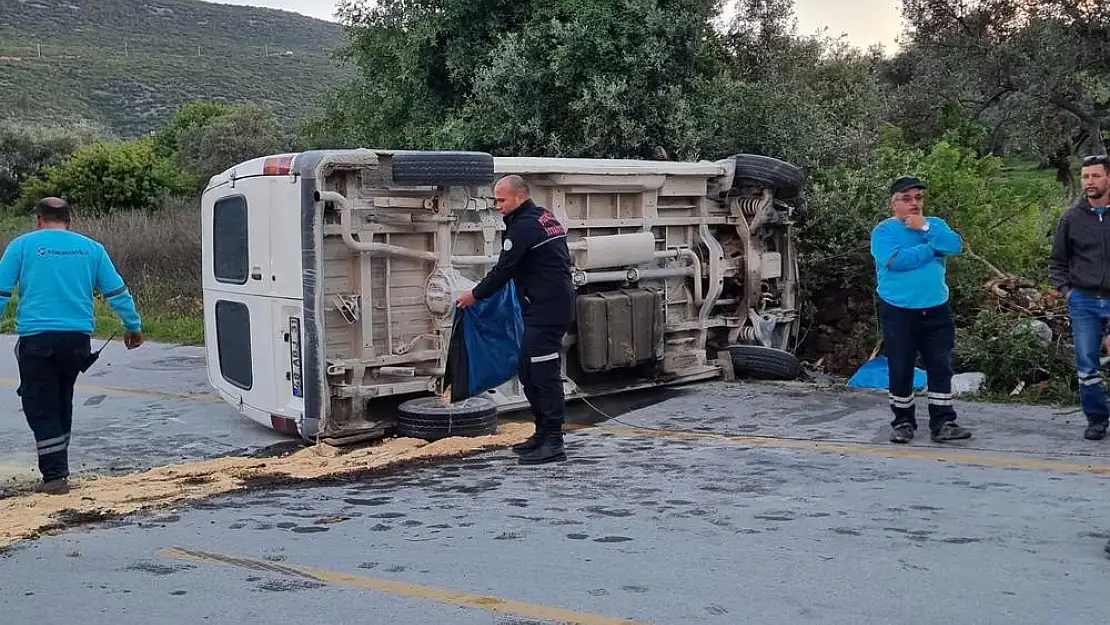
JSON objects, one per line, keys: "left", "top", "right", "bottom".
{"left": 0, "top": 228, "right": 142, "bottom": 336}
{"left": 870, "top": 216, "right": 963, "bottom": 309}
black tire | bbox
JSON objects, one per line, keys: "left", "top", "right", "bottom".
{"left": 731, "top": 154, "right": 806, "bottom": 199}
{"left": 396, "top": 396, "right": 498, "bottom": 441}
{"left": 728, "top": 344, "right": 802, "bottom": 381}
{"left": 395, "top": 424, "right": 499, "bottom": 440}
{"left": 390, "top": 151, "right": 496, "bottom": 187}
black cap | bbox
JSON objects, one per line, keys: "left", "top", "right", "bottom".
{"left": 889, "top": 175, "right": 926, "bottom": 196}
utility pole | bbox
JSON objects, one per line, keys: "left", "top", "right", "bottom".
{"left": 37, "top": 43, "right": 41, "bottom": 59}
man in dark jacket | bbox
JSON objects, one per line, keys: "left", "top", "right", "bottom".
{"left": 1049, "top": 154, "right": 1110, "bottom": 440}
{"left": 457, "top": 175, "right": 575, "bottom": 464}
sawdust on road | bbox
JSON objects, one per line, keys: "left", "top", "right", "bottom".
{"left": 0, "top": 422, "right": 531, "bottom": 550}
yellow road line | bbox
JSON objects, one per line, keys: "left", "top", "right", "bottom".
{"left": 603, "top": 426, "right": 1110, "bottom": 476}
{"left": 160, "top": 547, "right": 647, "bottom": 625}
{"left": 0, "top": 377, "right": 221, "bottom": 403}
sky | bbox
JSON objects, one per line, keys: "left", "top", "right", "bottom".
{"left": 210, "top": 0, "right": 905, "bottom": 52}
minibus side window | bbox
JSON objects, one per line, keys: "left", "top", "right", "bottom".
{"left": 213, "top": 195, "right": 248, "bottom": 285}
{"left": 215, "top": 300, "right": 253, "bottom": 390}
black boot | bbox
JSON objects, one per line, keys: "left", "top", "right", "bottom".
{"left": 519, "top": 428, "right": 566, "bottom": 465}
{"left": 35, "top": 477, "right": 69, "bottom": 495}
{"left": 511, "top": 428, "right": 543, "bottom": 455}
{"left": 1085, "top": 421, "right": 1108, "bottom": 441}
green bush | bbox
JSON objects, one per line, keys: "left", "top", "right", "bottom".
{"left": 954, "top": 310, "right": 1076, "bottom": 403}
{"left": 13, "top": 138, "right": 195, "bottom": 215}
{"left": 173, "top": 103, "right": 288, "bottom": 186}
{"left": 152, "top": 99, "right": 237, "bottom": 159}
{"left": 797, "top": 125, "right": 1062, "bottom": 318}
{"left": 0, "top": 121, "right": 106, "bottom": 207}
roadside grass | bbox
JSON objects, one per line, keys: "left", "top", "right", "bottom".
{"left": 0, "top": 293, "right": 205, "bottom": 346}
{"left": 997, "top": 158, "right": 1073, "bottom": 208}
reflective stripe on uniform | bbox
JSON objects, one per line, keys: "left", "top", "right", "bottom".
{"left": 37, "top": 434, "right": 70, "bottom": 456}
{"left": 888, "top": 393, "right": 915, "bottom": 408}
{"left": 530, "top": 352, "right": 560, "bottom": 364}
{"left": 530, "top": 234, "right": 567, "bottom": 251}
{"left": 38, "top": 442, "right": 69, "bottom": 456}
{"left": 928, "top": 391, "right": 954, "bottom": 406}
{"left": 36, "top": 434, "right": 69, "bottom": 449}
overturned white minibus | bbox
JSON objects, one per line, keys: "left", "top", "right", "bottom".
{"left": 200, "top": 149, "right": 804, "bottom": 444}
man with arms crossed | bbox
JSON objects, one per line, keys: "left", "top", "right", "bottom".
{"left": 871, "top": 176, "right": 972, "bottom": 444}
{"left": 1049, "top": 154, "right": 1110, "bottom": 441}
{"left": 0, "top": 197, "right": 143, "bottom": 494}
{"left": 457, "top": 176, "right": 576, "bottom": 465}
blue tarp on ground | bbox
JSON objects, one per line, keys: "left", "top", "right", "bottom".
{"left": 846, "top": 355, "right": 928, "bottom": 391}
{"left": 444, "top": 281, "right": 525, "bottom": 403}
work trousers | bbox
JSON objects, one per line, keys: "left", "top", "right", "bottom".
{"left": 518, "top": 322, "right": 569, "bottom": 435}
{"left": 16, "top": 331, "right": 91, "bottom": 482}
{"left": 1066, "top": 290, "right": 1110, "bottom": 425}
{"left": 879, "top": 301, "right": 958, "bottom": 433}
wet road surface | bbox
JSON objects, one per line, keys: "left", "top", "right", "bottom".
{"left": 3, "top": 377, "right": 1110, "bottom": 624}
{"left": 0, "top": 336, "right": 290, "bottom": 486}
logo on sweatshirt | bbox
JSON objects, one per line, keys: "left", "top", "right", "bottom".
{"left": 36, "top": 247, "right": 89, "bottom": 258}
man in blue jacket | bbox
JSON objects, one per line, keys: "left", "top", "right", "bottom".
{"left": 0, "top": 197, "right": 143, "bottom": 494}
{"left": 871, "top": 176, "right": 972, "bottom": 444}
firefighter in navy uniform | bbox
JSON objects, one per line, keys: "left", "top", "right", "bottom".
{"left": 457, "top": 175, "right": 575, "bottom": 465}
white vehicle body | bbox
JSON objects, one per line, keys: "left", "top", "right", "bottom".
{"left": 200, "top": 149, "right": 804, "bottom": 443}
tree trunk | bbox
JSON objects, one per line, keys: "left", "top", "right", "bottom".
{"left": 1050, "top": 146, "right": 1077, "bottom": 194}
{"left": 1089, "top": 118, "right": 1107, "bottom": 156}
{"left": 1049, "top": 96, "right": 1106, "bottom": 156}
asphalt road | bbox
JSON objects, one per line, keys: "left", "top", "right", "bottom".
{"left": 0, "top": 336, "right": 290, "bottom": 486}
{"left": 4, "top": 368, "right": 1110, "bottom": 624}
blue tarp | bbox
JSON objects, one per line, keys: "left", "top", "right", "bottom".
{"left": 444, "top": 281, "right": 525, "bottom": 402}
{"left": 846, "top": 355, "right": 927, "bottom": 391}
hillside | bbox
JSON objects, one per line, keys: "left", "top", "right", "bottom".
{"left": 0, "top": 0, "right": 354, "bottom": 138}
